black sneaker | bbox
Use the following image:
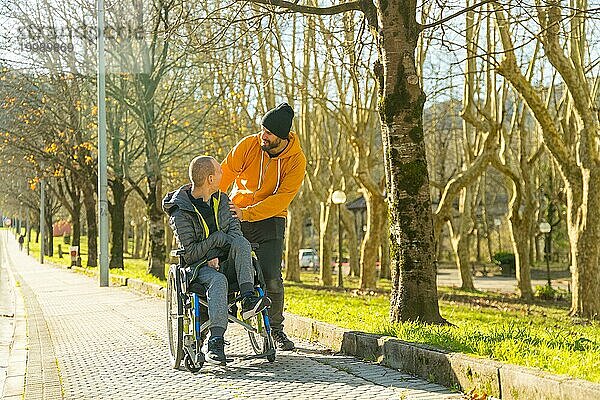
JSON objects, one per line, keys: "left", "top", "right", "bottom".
{"left": 241, "top": 294, "right": 271, "bottom": 320}
{"left": 272, "top": 330, "right": 295, "bottom": 351}
{"left": 205, "top": 336, "right": 227, "bottom": 365}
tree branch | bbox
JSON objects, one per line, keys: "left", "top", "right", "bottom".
{"left": 241, "top": 0, "right": 362, "bottom": 15}
{"left": 420, "top": 0, "right": 493, "bottom": 31}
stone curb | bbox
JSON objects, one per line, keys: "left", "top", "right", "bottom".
{"left": 43, "top": 258, "right": 599, "bottom": 400}
{"left": 281, "top": 313, "right": 600, "bottom": 400}
{"left": 126, "top": 278, "right": 165, "bottom": 299}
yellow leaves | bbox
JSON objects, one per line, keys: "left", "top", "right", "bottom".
{"left": 183, "top": 120, "right": 190, "bottom": 127}
{"left": 466, "top": 389, "right": 488, "bottom": 400}
{"left": 29, "top": 177, "right": 39, "bottom": 191}
{"left": 171, "top": 118, "right": 178, "bottom": 125}
{"left": 44, "top": 142, "right": 58, "bottom": 154}
{"left": 80, "top": 142, "right": 94, "bottom": 152}
{"left": 92, "top": 106, "right": 98, "bottom": 116}
{"left": 84, "top": 155, "right": 93, "bottom": 164}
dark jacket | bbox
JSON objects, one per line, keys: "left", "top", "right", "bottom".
{"left": 162, "top": 184, "right": 244, "bottom": 268}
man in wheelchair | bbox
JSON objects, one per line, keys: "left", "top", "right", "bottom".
{"left": 162, "top": 155, "right": 270, "bottom": 365}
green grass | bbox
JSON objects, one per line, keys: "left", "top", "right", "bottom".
{"left": 18, "top": 231, "right": 600, "bottom": 383}
{"left": 284, "top": 280, "right": 600, "bottom": 383}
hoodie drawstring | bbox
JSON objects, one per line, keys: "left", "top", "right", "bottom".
{"left": 257, "top": 151, "right": 282, "bottom": 194}
{"left": 273, "top": 158, "right": 281, "bottom": 194}
{"left": 257, "top": 152, "right": 264, "bottom": 191}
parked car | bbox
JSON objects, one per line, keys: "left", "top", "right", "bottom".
{"left": 299, "top": 248, "right": 319, "bottom": 271}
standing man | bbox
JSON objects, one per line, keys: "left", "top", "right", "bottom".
{"left": 220, "top": 102, "right": 306, "bottom": 351}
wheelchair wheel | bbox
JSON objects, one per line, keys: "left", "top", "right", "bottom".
{"left": 167, "top": 264, "right": 184, "bottom": 369}
{"left": 247, "top": 310, "right": 276, "bottom": 362}
{"left": 184, "top": 353, "right": 203, "bottom": 373}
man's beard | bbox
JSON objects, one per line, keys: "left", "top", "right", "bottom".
{"left": 260, "top": 137, "right": 282, "bottom": 152}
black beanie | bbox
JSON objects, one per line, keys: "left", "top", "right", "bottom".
{"left": 261, "top": 102, "right": 294, "bottom": 139}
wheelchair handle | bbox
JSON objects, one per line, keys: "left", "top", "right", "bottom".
{"left": 170, "top": 249, "right": 185, "bottom": 257}
{"left": 171, "top": 244, "right": 257, "bottom": 257}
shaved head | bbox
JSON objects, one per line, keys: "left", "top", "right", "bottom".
{"left": 189, "top": 156, "right": 216, "bottom": 186}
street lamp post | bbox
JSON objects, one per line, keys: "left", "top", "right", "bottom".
{"left": 539, "top": 221, "right": 552, "bottom": 287}
{"left": 40, "top": 171, "right": 45, "bottom": 264}
{"left": 332, "top": 190, "right": 346, "bottom": 288}
{"left": 97, "top": 0, "right": 109, "bottom": 287}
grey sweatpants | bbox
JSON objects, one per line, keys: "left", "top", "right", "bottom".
{"left": 195, "top": 235, "right": 255, "bottom": 331}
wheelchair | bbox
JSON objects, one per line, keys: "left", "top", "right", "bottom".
{"left": 166, "top": 245, "right": 276, "bottom": 372}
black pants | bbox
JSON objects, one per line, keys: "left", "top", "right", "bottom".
{"left": 241, "top": 217, "right": 286, "bottom": 331}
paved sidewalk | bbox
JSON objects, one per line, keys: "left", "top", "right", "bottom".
{"left": 0, "top": 241, "right": 15, "bottom": 395}
{"left": 437, "top": 268, "right": 571, "bottom": 293}
{"left": 2, "top": 232, "right": 464, "bottom": 400}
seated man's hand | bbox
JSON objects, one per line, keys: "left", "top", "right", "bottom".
{"left": 207, "top": 258, "right": 219, "bottom": 271}
{"left": 212, "top": 231, "right": 232, "bottom": 247}
{"left": 229, "top": 201, "right": 242, "bottom": 220}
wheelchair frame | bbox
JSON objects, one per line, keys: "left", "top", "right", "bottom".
{"left": 166, "top": 248, "right": 276, "bottom": 372}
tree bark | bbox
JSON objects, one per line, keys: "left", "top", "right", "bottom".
{"left": 493, "top": 1, "right": 600, "bottom": 317}
{"left": 379, "top": 217, "right": 391, "bottom": 280}
{"left": 360, "top": 190, "right": 384, "bottom": 289}
{"left": 146, "top": 165, "right": 166, "bottom": 279}
{"left": 82, "top": 182, "right": 97, "bottom": 267}
{"left": 448, "top": 217, "right": 475, "bottom": 290}
{"left": 44, "top": 194, "right": 53, "bottom": 257}
{"left": 109, "top": 178, "right": 126, "bottom": 269}
{"left": 285, "top": 207, "right": 302, "bottom": 282}
{"left": 319, "top": 201, "right": 334, "bottom": 286}
{"left": 340, "top": 206, "right": 359, "bottom": 278}
{"left": 568, "top": 170, "right": 600, "bottom": 317}
{"left": 372, "top": 0, "right": 445, "bottom": 323}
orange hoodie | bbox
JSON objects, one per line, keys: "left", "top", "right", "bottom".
{"left": 220, "top": 132, "right": 306, "bottom": 222}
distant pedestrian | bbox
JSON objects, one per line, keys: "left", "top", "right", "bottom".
{"left": 18, "top": 234, "right": 25, "bottom": 251}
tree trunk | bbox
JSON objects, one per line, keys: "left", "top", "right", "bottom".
{"left": 44, "top": 199, "right": 53, "bottom": 257}
{"left": 493, "top": 0, "right": 600, "bottom": 318}
{"left": 509, "top": 220, "right": 534, "bottom": 299}
{"left": 569, "top": 170, "right": 600, "bottom": 317}
{"left": 134, "top": 221, "right": 143, "bottom": 258}
{"left": 285, "top": 208, "right": 302, "bottom": 282}
{"left": 71, "top": 202, "right": 81, "bottom": 248}
{"left": 379, "top": 228, "right": 391, "bottom": 280}
{"left": 340, "top": 207, "right": 359, "bottom": 278}
{"left": 109, "top": 179, "right": 126, "bottom": 269}
{"left": 146, "top": 165, "right": 166, "bottom": 279}
{"left": 165, "top": 221, "right": 174, "bottom": 261}
{"left": 360, "top": 191, "right": 384, "bottom": 289}
{"left": 373, "top": 0, "right": 445, "bottom": 323}
{"left": 82, "top": 183, "right": 98, "bottom": 267}
{"left": 448, "top": 221, "right": 475, "bottom": 290}
{"left": 319, "top": 201, "right": 334, "bottom": 286}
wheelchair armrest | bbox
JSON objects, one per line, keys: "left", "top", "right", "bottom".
{"left": 251, "top": 243, "right": 259, "bottom": 251}
{"left": 170, "top": 249, "right": 185, "bottom": 257}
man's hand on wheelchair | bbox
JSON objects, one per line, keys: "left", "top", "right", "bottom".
{"left": 207, "top": 258, "right": 220, "bottom": 271}
{"left": 229, "top": 201, "right": 242, "bottom": 220}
